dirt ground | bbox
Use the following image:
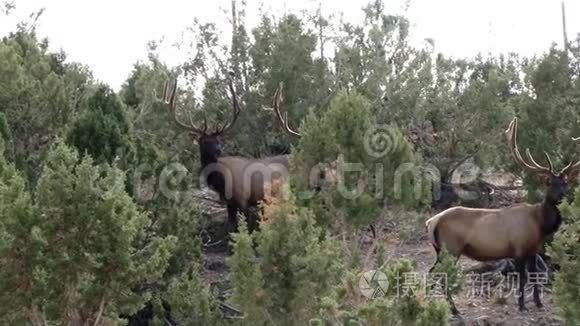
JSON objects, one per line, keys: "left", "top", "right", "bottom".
{"left": 200, "top": 224, "right": 565, "bottom": 326}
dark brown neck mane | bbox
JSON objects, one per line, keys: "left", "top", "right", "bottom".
{"left": 541, "top": 196, "right": 563, "bottom": 236}
{"left": 199, "top": 142, "right": 226, "bottom": 201}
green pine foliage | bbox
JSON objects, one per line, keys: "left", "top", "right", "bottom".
{"left": 504, "top": 48, "right": 580, "bottom": 201}
{"left": 3, "top": 1, "right": 580, "bottom": 324}
{"left": 0, "top": 140, "right": 177, "bottom": 324}
{"left": 118, "top": 55, "right": 218, "bottom": 324}
{"left": 67, "top": 84, "right": 136, "bottom": 167}
{"left": 549, "top": 189, "right": 580, "bottom": 325}
{"left": 0, "top": 30, "right": 92, "bottom": 183}
{"left": 227, "top": 221, "right": 268, "bottom": 324}
{"left": 227, "top": 194, "right": 343, "bottom": 325}
{"left": 291, "top": 90, "right": 429, "bottom": 231}
{"left": 120, "top": 55, "right": 195, "bottom": 168}
{"left": 427, "top": 249, "right": 463, "bottom": 298}
{"left": 315, "top": 260, "right": 449, "bottom": 325}
{"left": 164, "top": 261, "right": 224, "bottom": 325}
{"left": 0, "top": 137, "right": 43, "bottom": 325}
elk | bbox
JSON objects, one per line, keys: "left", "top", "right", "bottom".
{"left": 425, "top": 117, "right": 580, "bottom": 314}
{"left": 160, "top": 77, "right": 291, "bottom": 236}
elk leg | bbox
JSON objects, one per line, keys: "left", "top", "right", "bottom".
{"left": 226, "top": 204, "right": 239, "bottom": 235}
{"left": 428, "top": 246, "right": 460, "bottom": 272}
{"left": 428, "top": 245, "right": 441, "bottom": 273}
{"left": 225, "top": 205, "right": 239, "bottom": 255}
{"left": 429, "top": 247, "right": 461, "bottom": 315}
{"left": 244, "top": 209, "right": 259, "bottom": 234}
{"left": 369, "top": 224, "right": 376, "bottom": 238}
{"left": 515, "top": 257, "right": 528, "bottom": 312}
{"left": 447, "top": 291, "right": 460, "bottom": 316}
{"left": 527, "top": 255, "right": 543, "bottom": 308}
{"left": 480, "top": 259, "right": 509, "bottom": 276}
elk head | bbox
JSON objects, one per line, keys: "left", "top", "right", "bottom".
{"left": 161, "top": 78, "right": 242, "bottom": 164}
{"left": 506, "top": 117, "right": 580, "bottom": 204}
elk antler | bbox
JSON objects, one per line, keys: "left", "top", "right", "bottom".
{"left": 161, "top": 79, "right": 207, "bottom": 135}
{"left": 506, "top": 117, "right": 554, "bottom": 176}
{"left": 269, "top": 82, "right": 300, "bottom": 137}
{"left": 558, "top": 136, "right": 580, "bottom": 179}
{"left": 216, "top": 77, "right": 242, "bottom": 135}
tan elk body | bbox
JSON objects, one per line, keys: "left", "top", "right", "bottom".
{"left": 426, "top": 204, "right": 545, "bottom": 261}
{"left": 209, "top": 154, "right": 290, "bottom": 212}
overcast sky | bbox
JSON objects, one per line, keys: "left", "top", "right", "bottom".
{"left": 1, "top": 0, "right": 578, "bottom": 90}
